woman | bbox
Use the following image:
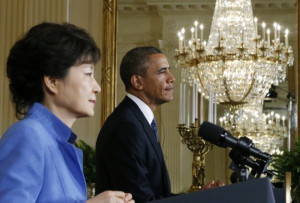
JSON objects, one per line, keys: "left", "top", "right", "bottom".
{"left": 0, "top": 22, "right": 134, "bottom": 203}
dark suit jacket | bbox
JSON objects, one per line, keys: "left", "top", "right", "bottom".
{"left": 96, "top": 96, "right": 171, "bottom": 202}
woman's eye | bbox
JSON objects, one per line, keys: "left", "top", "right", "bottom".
{"left": 86, "top": 73, "right": 93, "bottom": 77}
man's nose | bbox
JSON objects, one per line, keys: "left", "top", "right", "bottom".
{"left": 168, "top": 71, "right": 175, "bottom": 83}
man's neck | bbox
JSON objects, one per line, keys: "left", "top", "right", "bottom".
{"left": 127, "top": 90, "right": 157, "bottom": 112}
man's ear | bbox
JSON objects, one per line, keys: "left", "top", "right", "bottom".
{"left": 43, "top": 75, "right": 59, "bottom": 94}
{"left": 130, "top": 75, "right": 143, "bottom": 90}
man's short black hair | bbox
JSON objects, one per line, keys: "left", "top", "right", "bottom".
{"left": 120, "top": 46, "right": 162, "bottom": 91}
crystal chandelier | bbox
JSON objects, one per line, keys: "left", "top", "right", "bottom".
{"left": 175, "top": 0, "right": 294, "bottom": 107}
{"left": 219, "top": 103, "right": 286, "bottom": 155}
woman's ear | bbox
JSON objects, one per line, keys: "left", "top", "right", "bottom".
{"left": 130, "top": 75, "right": 143, "bottom": 90}
{"left": 43, "top": 75, "right": 58, "bottom": 94}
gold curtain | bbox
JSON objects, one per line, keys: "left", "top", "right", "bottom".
{"left": 0, "top": 0, "right": 68, "bottom": 136}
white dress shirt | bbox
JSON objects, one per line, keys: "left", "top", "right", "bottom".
{"left": 127, "top": 93, "right": 154, "bottom": 126}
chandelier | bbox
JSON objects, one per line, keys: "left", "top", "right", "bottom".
{"left": 175, "top": 0, "right": 294, "bottom": 107}
{"left": 175, "top": 0, "right": 294, "bottom": 190}
{"left": 219, "top": 103, "right": 286, "bottom": 155}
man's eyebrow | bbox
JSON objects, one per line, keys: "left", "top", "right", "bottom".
{"left": 158, "top": 67, "right": 171, "bottom": 71}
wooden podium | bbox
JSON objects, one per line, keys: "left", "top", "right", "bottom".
{"left": 149, "top": 178, "right": 284, "bottom": 203}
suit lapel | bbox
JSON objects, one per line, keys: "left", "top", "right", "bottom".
{"left": 122, "top": 97, "right": 171, "bottom": 194}
{"left": 122, "top": 97, "right": 165, "bottom": 165}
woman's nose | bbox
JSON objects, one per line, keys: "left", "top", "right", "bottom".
{"left": 93, "top": 79, "right": 101, "bottom": 93}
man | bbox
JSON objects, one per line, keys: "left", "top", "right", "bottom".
{"left": 96, "top": 46, "right": 174, "bottom": 202}
{"left": 96, "top": 46, "right": 222, "bottom": 202}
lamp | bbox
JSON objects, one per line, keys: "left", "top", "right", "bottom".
{"left": 175, "top": 0, "right": 294, "bottom": 110}
{"left": 219, "top": 103, "right": 286, "bottom": 155}
{"left": 175, "top": 0, "right": 294, "bottom": 191}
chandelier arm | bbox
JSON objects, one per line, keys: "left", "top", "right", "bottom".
{"left": 222, "top": 57, "right": 242, "bottom": 104}
{"left": 222, "top": 58, "right": 235, "bottom": 103}
{"left": 197, "top": 72, "right": 206, "bottom": 93}
{"left": 222, "top": 58, "right": 257, "bottom": 105}
{"left": 240, "top": 70, "right": 257, "bottom": 101}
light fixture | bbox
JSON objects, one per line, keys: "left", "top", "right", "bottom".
{"left": 175, "top": 0, "right": 294, "bottom": 191}
{"left": 219, "top": 103, "right": 286, "bottom": 155}
{"left": 175, "top": 0, "right": 294, "bottom": 111}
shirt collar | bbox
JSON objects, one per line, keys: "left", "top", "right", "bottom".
{"left": 27, "top": 102, "right": 77, "bottom": 144}
{"left": 127, "top": 93, "right": 154, "bottom": 125}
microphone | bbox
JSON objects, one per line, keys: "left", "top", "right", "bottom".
{"left": 198, "top": 121, "right": 271, "bottom": 161}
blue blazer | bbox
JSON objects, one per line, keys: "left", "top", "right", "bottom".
{"left": 96, "top": 96, "right": 171, "bottom": 202}
{"left": 0, "top": 102, "right": 86, "bottom": 202}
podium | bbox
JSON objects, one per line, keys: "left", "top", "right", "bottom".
{"left": 149, "top": 178, "right": 284, "bottom": 203}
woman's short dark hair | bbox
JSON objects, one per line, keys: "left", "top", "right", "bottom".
{"left": 6, "top": 22, "right": 100, "bottom": 119}
{"left": 120, "top": 46, "right": 162, "bottom": 91}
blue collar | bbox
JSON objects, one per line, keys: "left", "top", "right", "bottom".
{"left": 26, "top": 102, "right": 77, "bottom": 144}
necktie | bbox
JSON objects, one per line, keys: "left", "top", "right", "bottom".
{"left": 151, "top": 118, "right": 159, "bottom": 142}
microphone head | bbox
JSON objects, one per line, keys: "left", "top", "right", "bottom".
{"left": 198, "top": 121, "right": 226, "bottom": 146}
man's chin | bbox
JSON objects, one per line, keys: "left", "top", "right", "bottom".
{"left": 162, "top": 96, "right": 174, "bottom": 103}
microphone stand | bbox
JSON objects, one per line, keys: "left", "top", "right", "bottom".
{"left": 229, "top": 148, "right": 274, "bottom": 183}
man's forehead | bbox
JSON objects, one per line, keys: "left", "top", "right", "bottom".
{"left": 148, "top": 53, "right": 168, "bottom": 63}
{"left": 149, "top": 53, "right": 165, "bottom": 58}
